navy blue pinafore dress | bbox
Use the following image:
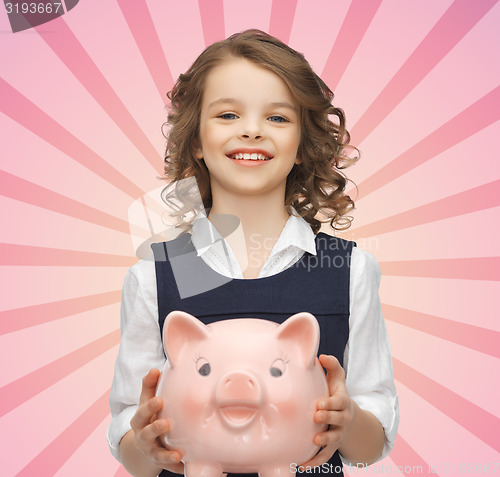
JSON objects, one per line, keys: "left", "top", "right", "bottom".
{"left": 152, "top": 231, "right": 355, "bottom": 477}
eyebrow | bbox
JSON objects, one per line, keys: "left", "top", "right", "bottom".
{"left": 208, "top": 97, "right": 297, "bottom": 111}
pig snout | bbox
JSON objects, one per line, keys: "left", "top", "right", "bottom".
{"left": 215, "top": 371, "right": 262, "bottom": 429}
{"left": 216, "top": 371, "right": 261, "bottom": 403}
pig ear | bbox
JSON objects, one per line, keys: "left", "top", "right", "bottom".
{"left": 163, "top": 311, "right": 210, "bottom": 366}
{"left": 275, "top": 312, "right": 320, "bottom": 367}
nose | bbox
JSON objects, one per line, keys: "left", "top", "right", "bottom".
{"left": 240, "top": 118, "right": 263, "bottom": 140}
{"left": 215, "top": 371, "right": 262, "bottom": 405}
{"left": 242, "top": 131, "right": 262, "bottom": 140}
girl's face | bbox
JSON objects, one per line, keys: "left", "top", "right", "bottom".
{"left": 195, "top": 58, "right": 301, "bottom": 202}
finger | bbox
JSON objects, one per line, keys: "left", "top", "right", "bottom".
{"left": 139, "top": 369, "right": 161, "bottom": 405}
{"left": 131, "top": 397, "right": 163, "bottom": 431}
{"left": 314, "top": 409, "right": 350, "bottom": 427}
{"left": 318, "top": 409, "right": 352, "bottom": 427}
{"left": 151, "top": 446, "right": 184, "bottom": 471}
{"left": 299, "top": 444, "right": 337, "bottom": 470}
{"left": 138, "top": 417, "right": 170, "bottom": 445}
{"left": 317, "top": 393, "right": 350, "bottom": 412}
{"left": 313, "top": 427, "right": 343, "bottom": 449}
{"left": 319, "top": 355, "right": 345, "bottom": 395}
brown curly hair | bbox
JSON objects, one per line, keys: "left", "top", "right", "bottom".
{"left": 162, "top": 29, "right": 358, "bottom": 234}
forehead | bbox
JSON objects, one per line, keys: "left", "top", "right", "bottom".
{"left": 202, "top": 58, "right": 296, "bottom": 107}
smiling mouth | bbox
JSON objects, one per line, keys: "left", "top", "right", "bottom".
{"left": 219, "top": 405, "right": 259, "bottom": 428}
{"left": 227, "top": 152, "right": 272, "bottom": 161}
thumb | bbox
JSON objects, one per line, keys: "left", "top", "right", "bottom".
{"left": 319, "top": 354, "right": 345, "bottom": 394}
{"left": 139, "top": 368, "right": 161, "bottom": 404}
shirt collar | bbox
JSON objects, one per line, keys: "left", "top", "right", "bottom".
{"left": 191, "top": 208, "right": 317, "bottom": 257}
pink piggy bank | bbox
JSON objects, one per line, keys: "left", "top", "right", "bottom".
{"left": 156, "top": 310, "right": 329, "bottom": 477}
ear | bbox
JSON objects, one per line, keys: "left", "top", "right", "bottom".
{"left": 193, "top": 138, "right": 203, "bottom": 159}
{"left": 275, "top": 312, "right": 320, "bottom": 368}
{"left": 163, "top": 311, "right": 210, "bottom": 366}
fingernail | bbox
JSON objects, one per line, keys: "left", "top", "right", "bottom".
{"left": 318, "top": 400, "right": 326, "bottom": 409}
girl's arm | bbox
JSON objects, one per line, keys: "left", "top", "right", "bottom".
{"left": 338, "top": 401, "right": 386, "bottom": 465}
{"left": 300, "top": 355, "right": 385, "bottom": 468}
{"left": 108, "top": 260, "right": 178, "bottom": 474}
{"left": 341, "top": 248, "right": 399, "bottom": 463}
{"left": 301, "top": 247, "right": 399, "bottom": 468}
{"left": 119, "top": 369, "right": 183, "bottom": 477}
{"left": 317, "top": 355, "right": 385, "bottom": 466}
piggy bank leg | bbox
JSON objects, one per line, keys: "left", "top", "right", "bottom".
{"left": 184, "top": 462, "right": 224, "bottom": 477}
{"left": 260, "top": 465, "right": 296, "bottom": 477}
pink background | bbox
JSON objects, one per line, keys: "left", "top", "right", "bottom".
{"left": 1, "top": 1, "right": 499, "bottom": 476}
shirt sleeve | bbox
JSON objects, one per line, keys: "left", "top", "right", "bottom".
{"left": 342, "top": 247, "right": 399, "bottom": 464}
{"left": 107, "top": 257, "right": 166, "bottom": 462}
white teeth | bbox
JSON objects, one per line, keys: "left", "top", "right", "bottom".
{"left": 230, "top": 152, "right": 270, "bottom": 161}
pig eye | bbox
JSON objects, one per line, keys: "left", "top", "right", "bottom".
{"left": 270, "top": 358, "right": 286, "bottom": 377}
{"left": 196, "top": 357, "right": 211, "bottom": 376}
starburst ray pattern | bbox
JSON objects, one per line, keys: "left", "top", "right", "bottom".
{"left": 1, "top": 1, "right": 498, "bottom": 476}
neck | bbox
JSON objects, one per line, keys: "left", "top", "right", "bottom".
{"left": 207, "top": 186, "right": 290, "bottom": 278}
{"left": 208, "top": 188, "right": 290, "bottom": 242}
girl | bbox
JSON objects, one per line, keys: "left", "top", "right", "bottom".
{"left": 108, "top": 30, "right": 399, "bottom": 477}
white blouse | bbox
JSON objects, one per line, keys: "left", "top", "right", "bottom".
{"left": 107, "top": 212, "right": 399, "bottom": 466}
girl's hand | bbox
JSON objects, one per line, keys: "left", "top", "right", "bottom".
{"left": 301, "top": 355, "right": 354, "bottom": 469}
{"left": 129, "top": 369, "right": 184, "bottom": 473}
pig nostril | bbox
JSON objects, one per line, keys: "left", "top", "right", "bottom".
{"left": 248, "top": 380, "right": 254, "bottom": 388}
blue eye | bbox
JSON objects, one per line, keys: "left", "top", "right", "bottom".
{"left": 218, "top": 113, "right": 238, "bottom": 120}
{"left": 268, "top": 116, "right": 288, "bottom": 123}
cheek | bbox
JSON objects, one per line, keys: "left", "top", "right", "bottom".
{"left": 279, "top": 131, "right": 301, "bottom": 161}
{"left": 275, "top": 399, "right": 300, "bottom": 420}
{"left": 182, "top": 394, "right": 203, "bottom": 415}
{"left": 200, "top": 122, "right": 224, "bottom": 149}
{"left": 180, "top": 383, "right": 215, "bottom": 419}
{"left": 265, "top": 378, "right": 298, "bottom": 417}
